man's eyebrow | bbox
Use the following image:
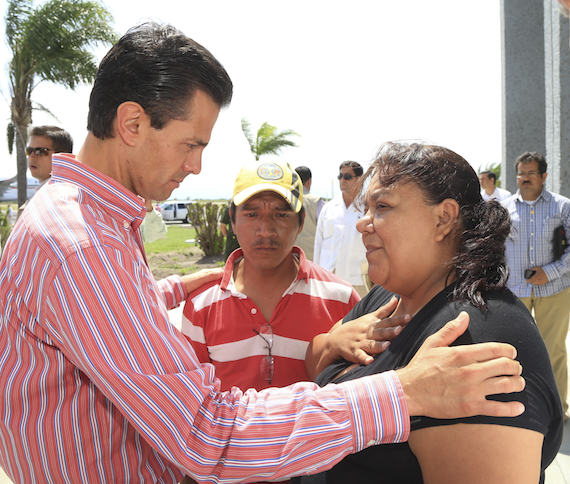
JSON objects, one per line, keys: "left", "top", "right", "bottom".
{"left": 193, "top": 138, "right": 209, "bottom": 147}
{"left": 240, "top": 201, "right": 259, "bottom": 210}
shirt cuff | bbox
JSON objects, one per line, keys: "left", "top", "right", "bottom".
{"left": 542, "top": 263, "right": 557, "bottom": 282}
{"left": 340, "top": 370, "right": 410, "bottom": 452}
{"left": 157, "top": 275, "right": 188, "bottom": 310}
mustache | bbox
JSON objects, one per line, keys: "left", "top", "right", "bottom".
{"left": 251, "top": 239, "right": 282, "bottom": 248}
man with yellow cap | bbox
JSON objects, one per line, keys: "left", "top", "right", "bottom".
{"left": 180, "top": 160, "right": 373, "bottom": 392}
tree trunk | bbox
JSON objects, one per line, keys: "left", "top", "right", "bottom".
{"left": 15, "top": 122, "right": 28, "bottom": 208}
{"left": 11, "top": 92, "right": 32, "bottom": 209}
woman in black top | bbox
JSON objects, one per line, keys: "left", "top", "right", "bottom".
{"left": 296, "top": 142, "right": 563, "bottom": 484}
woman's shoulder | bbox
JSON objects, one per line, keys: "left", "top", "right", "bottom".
{"left": 414, "top": 287, "right": 563, "bottom": 470}
{"left": 447, "top": 287, "right": 541, "bottom": 348}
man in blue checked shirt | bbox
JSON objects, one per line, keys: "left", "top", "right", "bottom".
{"left": 502, "top": 151, "right": 570, "bottom": 419}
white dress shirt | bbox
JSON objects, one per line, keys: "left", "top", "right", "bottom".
{"left": 314, "top": 196, "right": 367, "bottom": 285}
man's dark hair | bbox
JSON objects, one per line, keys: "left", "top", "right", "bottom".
{"left": 515, "top": 151, "right": 547, "bottom": 174}
{"left": 29, "top": 125, "right": 73, "bottom": 153}
{"left": 295, "top": 166, "right": 312, "bottom": 185}
{"left": 480, "top": 170, "right": 496, "bottom": 183}
{"left": 87, "top": 22, "right": 233, "bottom": 139}
{"left": 339, "top": 161, "right": 363, "bottom": 177}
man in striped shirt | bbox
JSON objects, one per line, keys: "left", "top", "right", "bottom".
{"left": 502, "top": 151, "right": 570, "bottom": 418}
{"left": 0, "top": 22, "right": 526, "bottom": 484}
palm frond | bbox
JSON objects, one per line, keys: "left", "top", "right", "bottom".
{"left": 6, "top": 122, "right": 15, "bottom": 155}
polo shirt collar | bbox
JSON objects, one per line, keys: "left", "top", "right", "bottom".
{"left": 220, "top": 246, "right": 310, "bottom": 291}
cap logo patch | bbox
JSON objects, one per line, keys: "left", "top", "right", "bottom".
{"left": 257, "top": 163, "right": 284, "bottom": 181}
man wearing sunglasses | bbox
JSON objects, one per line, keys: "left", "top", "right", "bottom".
{"left": 26, "top": 125, "right": 73, "bottom": 186}
{"left": 0, "top": 22, "right": 526, "bottom": 484}
{"left": 315, "top": 161, "right": 368, "bottom": 296}
{"left": 17, "top": 125, "right": 73, "bottom": 219}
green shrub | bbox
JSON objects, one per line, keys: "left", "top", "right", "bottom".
{"left": 186, "top": 202, "right": 225, "bottom": 256}
{"left": 0, "top": 211, "right": 12, "bottom": 252}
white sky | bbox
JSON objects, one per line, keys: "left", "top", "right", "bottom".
{"left": 0, "top": 0, "right": 502, "bottom": 200}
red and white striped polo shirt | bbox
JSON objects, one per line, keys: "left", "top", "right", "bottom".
{"left": 182, "top": 247, "right": 360, "bottom": 391}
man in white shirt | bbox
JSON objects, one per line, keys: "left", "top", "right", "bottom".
{"left": 314, "top": 161, "right": 368, "bottom": 296}
{"left": 479, "top": 170, "right": 511, "bottom": 201}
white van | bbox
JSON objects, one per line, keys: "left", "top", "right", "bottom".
{"left": 159, "top": 201, "right": 193, "bottom": 223}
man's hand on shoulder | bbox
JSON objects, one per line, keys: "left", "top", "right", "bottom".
{"left": 181, "top": 268, "right": 224, "bottom": 294}
{"left": 396, "top": 312, "right": 525, "bottom": 419}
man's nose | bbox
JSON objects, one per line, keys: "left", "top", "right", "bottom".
{"left": 183, "top": 155, "right": 202, "bottom": 175}
{"left": 256, "top": 216, "right": 276, "bottom": 236}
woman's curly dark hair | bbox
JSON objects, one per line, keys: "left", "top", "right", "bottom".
{"left": 357, "top": 141, "right": 511, "bottom": 311}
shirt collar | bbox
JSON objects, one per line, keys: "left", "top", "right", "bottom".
{"left": 220, "top": 246, "right": 310, "bottom": 291}
{"left": 50, "top": 154, "right": 146, "bottom": 229}
{"left": 513, "top": 186, "right": 550, "bottom": 204}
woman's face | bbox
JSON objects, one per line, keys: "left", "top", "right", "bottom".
{"left": 357, "top": 178, "right": 454, "bottom": 297}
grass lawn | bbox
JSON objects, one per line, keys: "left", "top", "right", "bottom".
{"left": 144, "top": 224, "right": 225, "bottom": 279}
{"left": 144, "top": 225, "right": 197, "bottom": 254}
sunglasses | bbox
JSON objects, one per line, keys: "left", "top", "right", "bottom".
{"left": 26, "top": 147, "right": 54, "bottom": 157}
{"left": 338, "top": 174, "right": 359, "bottom": 181}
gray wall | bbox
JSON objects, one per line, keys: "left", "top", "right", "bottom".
{"left": 501, "top": 0, "right": 570, "bottom": 198}
{"left": 501, "top": 0, "right": 545, "bottom": 194}
{"left": 544, "top": 0, "right": 570, "bottom": 196}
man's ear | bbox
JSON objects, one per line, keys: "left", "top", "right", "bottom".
{"left": 116, "top": 101, "right": 146, "bottom": 147}
{"left": 434, "top": 198, "right": 460, "bottom": 242}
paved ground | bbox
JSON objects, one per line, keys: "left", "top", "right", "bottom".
{"left": 0, "top": 307, "right": 567, "bottom": 482}
{"left": 544, "top": 330, "right": 570, "bottom": 483}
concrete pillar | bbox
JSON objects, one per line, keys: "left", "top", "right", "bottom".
{"left": 544, "top": 0, "right": 570, "bottom": 197}
{"left": 501, "top": 0, "right": 546, "bottom": 194}
{"left": 501, "top": 0, "right": 570, "bottom": 198}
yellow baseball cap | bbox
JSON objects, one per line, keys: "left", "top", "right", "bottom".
{"left": 232, "top": 160, "right": 304, "bottom": 212}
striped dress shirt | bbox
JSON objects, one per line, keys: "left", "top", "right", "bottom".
{"left": 0, "top": 154, "right": 409, "bottom": 484}
{"left": 502, "top": 188, "right": 570, "bottom": 298}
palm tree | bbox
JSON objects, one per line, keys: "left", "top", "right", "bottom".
{"left": 5, "top": 0, "right": 117, "bottom": 206}
{"left": 241, "top": 118, "right": 300, "bottom": 161}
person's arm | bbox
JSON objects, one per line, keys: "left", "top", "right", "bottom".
{"left": 180, "top": 268, "right": 223, "bottom": 294}
{"left": 47, "top": 245, "right": 410, "bottom": 482}
{"left": 408, "top": 424, "right": 543, "bottom": 484}
{"left": 219, "top": 207, "right": 230, "bottom": 237}
{"left": 155, "top": 270, "right": 223, "bottom": 311}
{"left": 48, "top": 244, "right": 524, "bottom": 483}
{"left": 395, "top": 312, "right": 524, "bottom": 419}
{"left": 306, "top": 297, "right": 410, "bottom": 380}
